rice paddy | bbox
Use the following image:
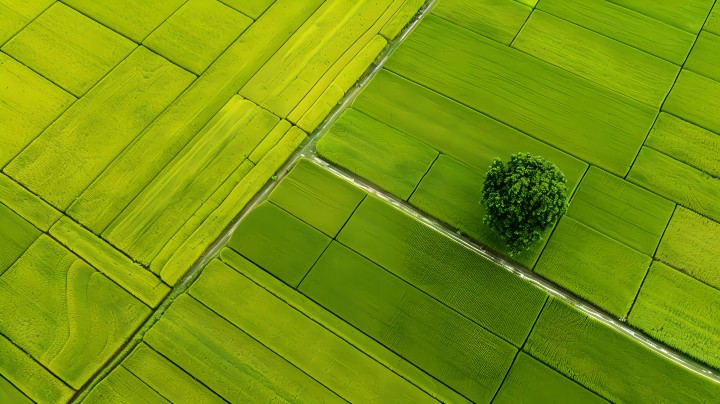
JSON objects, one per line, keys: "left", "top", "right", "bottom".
{"left": 2, "top": 0, "right": 720, "bottom": 401}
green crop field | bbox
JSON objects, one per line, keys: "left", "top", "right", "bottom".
{"left": 2, "top": 0, "right": 720, "bottom": 401}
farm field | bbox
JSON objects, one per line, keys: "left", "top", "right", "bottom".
{"left": 318, "top": 0, "right": 720, "bottom": 379}
{"left": 2, "top": 0, "right": 720, "bottom": 402}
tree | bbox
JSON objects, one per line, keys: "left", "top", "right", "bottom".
{"left": 481, "top": 153, "right": 568, "bottom": 255}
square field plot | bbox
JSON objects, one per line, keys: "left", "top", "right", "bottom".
{"left": 62, "top": 0, "right": 186, "bottom": 42}
{"left": 535, "top": 216, "right": 651, "bottom": 318}
{"left": 144, "top": 0, "right": 253, "bottom": 74}
{"left": 0, "top": 53, "right": 74, "bottom": 168}
{"left": 0, "top": 235, "right": 150, "bottom": 389}
{"left": 2, "top": 3, "right": 135, "bottom": 96}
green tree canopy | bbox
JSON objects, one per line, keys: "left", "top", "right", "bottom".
{"left": 482, "top": 153, "right": 568, "bottom": 255}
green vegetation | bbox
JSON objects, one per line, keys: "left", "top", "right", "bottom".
{"left": 431, "top": 0, "right": 531, "bottom": 44}
{"left": 482, "top": 153, "right": 569, "bottom": 254}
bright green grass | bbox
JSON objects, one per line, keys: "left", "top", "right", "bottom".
{"left": 6, "top": 47, "right": 195, "bottom": 210}
{"left": 269, "top": 159, "right": 366, "bottom": 237}
{"left": 0, "top": 174, "right": 61, "bottom": 232}
{"left": 0, "top": 333, "right": 73, "bottom": 403}
{"left": 317, "top": 108, "right": 438, "bottom": 199}
{"left": 83, "top": 366, "right": 169, "bottom": 403}
{"left": 566, "top": 166, "right": 675, "bottom": 255}
{"left": 0, "top": 203, "right": 40, "bottom": 275}
{"left": 122, "top": 344, "right": 225, "bottom": 403}
{"left": 219, "top": 0, "right": 274, "bottom": 19}
{"left": 300, "top": 242, "right": 517, "bottom": 403}
{"left": 157, "top": 126, "right": 307, "bottom": 286}
{"left": 526, "top": 298, "right": 720, "bottom": 402}
{"left": 145, "top": 294, "right": 343, "bottom": 402}
{"left": 685, "top": 30, "right": 720, "bottom": 82}
{"left": 67, "top": 1, "right": 322, "bottom": 234}
{"left": 535, "top": 216, "right": 651, "bottom": 318}
{"left": 103, "top": 97, "right": 275, "bottom": 265}
{"left": 513, "top": 10, "right": 679, "bottom": 108}
{"left": 191, "top": 259, "right": 436, "bottom": 402}
{"left": 606, "top": 0, "right": 714, "bottom": 33}
{"left": 628, "top": 147, "right": 720, "bottom": 222}
{"left": 339, "top": 194, "right": 548, "bottom": 346}
{"left": 143, "top": 0, "right": 252, "bottom": 75}
{"left": 0, "top": 376, "right": 32, "bottom": 404}
{"left": 409, "top": 155, "right": 564, "bottom": 267}
{"left": 384, "top": 14, "right": 656, "bottom": 175}
{"left": 646, "top": 113, "right": 720, "bottom": 178}
{"left": 0, "top": 235, "right": 150, "bottom": 389}
{"left": 0, "top": 52, "right": 74, "bottom": 168}
{"left": 431, "top": 0, "right": 531, "bottom": 44}
{"left": 656, "top": 207, "right": 720, "bottom": 289}
{"left": 537, "top": 0, "right": 695, "bottom": 65}
{"left": 228, "top": 201, "right": 330, "bottom": 287}
{"left": 494, "top": 353, "right": 608, "bottom": 404}
{"left": 49, "top": 217, "right": 169, "bottom": 307}
{"left": 219, "top": 248, "right": 471, "bottom": 403}
{"left": 629, "top": 261, "right": 720, "bottom": 369}
{"left": 1, "top": 3, "right": 135, "bottom": 96}
{"left": 62, "top": 0, "right": 186, "bottom": 42}
{"left": 663, "top": 70, "right": 720, "bottom": 135}
{"left": 0, "top": 0, "right": 52, "bottom": 44}
{"left": 240, "top": 0, "right": 394, "bottom": 118}
{"left": 352, "top": 69, "right": 588, "bottom": 180}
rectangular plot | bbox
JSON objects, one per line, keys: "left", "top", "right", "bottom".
{"left": 606, "top": 0, "right": 714, "bottom": 33}
{"left": 527, "top": 298, "right": 720, "bottom": 402}
{"left": 353, "top": 69, "right": 588, "bottom": 179}
{"left": 0, "top": 334, "right": 73, "bottom": 403}
{"left": 494, "top": 353, "right": 608, "bottom": 404}
{"left": 145, "top": 295, "right": 342, "bottom": 402}
{"left": 380, "top": 0, "right": 425, "bottom": 40}
{"left": 317, "top": 108, "right": 438, "bottom": 200}
{"left": 240, "top": 0, "right": 393, "bottom": 117}
{"left": 228, "top": 201, "right": 330, "bottom": 287}
{"left": 663, "top": 70, "right": 720, "bottom": 135}
{"left": 410, "top": 155, "right": 560, "bottom": 267}
{"left": 646, "top": 113, "right": 720, "bottom": 178}
{"left": 219, "top": 248, "right": 472, "bottom": 404}
{"left": 269, "top": 159, "right": 365, "bottom": 237}
{"left": 339, "top": 195, "right": 547, "bottom": 346}
{"left": 62, "top": 0, "right": 185, "bottom": 42}
{"left": 628, "top": 147, "right": 720, "bottom": 222}
{"left": 537, "top": 0, "right": 695, "bottom": 65}
{"left": 6, "top": 47, "right": 195, "bottom": 210}
{"left": 686, "top": 31, "right": 720, "bottom": 82}
{"left": 123, "top": 344, "right": 225, "bottom": 404}
{"left": 191, "top": 259, "right": 436, "bottom": 402}
{"left": 0, "top": 174, "right": 61, "bottom": 231}
{"left": 143, "top": 0, "right": 252, "bottom": 75}
{"left": 158, "top": 126, "right": 307, "bottom": 285}
{"left": 84, "top": 366, "right": 169, "bottom": 404}
{"left": 657, "top": 207, "right": 720, "bottom": 290}
{"left": 567, "top": 166, "right": 674, "bottom": 255}
{"left": 1, "top": 3, "right": 136, "bottom": 96}
{"left": 0, "top": 235, "right": 150, "bottom": 388}
{"left": 0, "top": 203, "right": 40, "bottom": 275}
{"left": 431, "top": 0, "right": 531, "bottom": 44}
{"left": 514, "top": 11, "right": 678, "bottom": 108}
{"left": 535, "top": 216, "right": 651, "bottom": 318}
{"left": 385, "top": 15, "right": 656, "bottom": 175}
{"left": 0, "top": 52, "right": 74, "bottom": 168}
{"left": 629, "top": 261, "right": 720, "bottom": 370}
{"left": 67, "top": 0, "right": 322, "bottom": 232}
{"left": 49, "top": 217, "right": 169, "bottom": 307}
{"left": 299, "top": 242, "right": 517, "bottom": 403}
{"left": 104, "top": 97, "right": 276, "bottom": 264}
